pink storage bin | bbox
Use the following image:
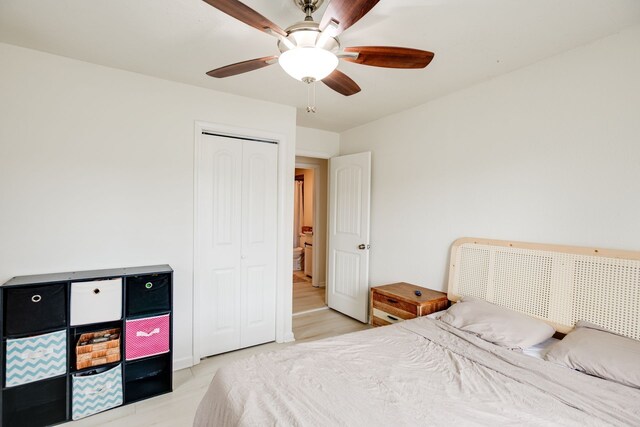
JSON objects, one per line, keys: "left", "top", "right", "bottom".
{"left": 126, "top": 314, "right": 170, "bottom": 360}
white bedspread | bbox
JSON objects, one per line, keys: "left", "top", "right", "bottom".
{"left": 194, "top": 318, "right": 640, "bottom": 426}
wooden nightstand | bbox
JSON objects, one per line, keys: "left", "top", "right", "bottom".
{"left": 370, "top": 283, "right": 449, "bottom": 327}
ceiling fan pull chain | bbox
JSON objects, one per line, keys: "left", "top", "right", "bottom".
{"left": 305, "top": 77, "right": 317, "bottom": 113}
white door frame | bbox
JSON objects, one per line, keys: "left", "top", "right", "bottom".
{"left": 193, "top": 121, "right": 294, "bottom": 366}
{"left": 294, "top": 161, "right": 322, "bottom": 289}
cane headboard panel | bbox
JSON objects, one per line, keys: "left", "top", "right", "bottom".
{"left": 448, "top": 238, "right": 640, "bottom": 339}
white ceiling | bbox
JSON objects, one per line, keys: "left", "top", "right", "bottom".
{"left": 1, "top": 0, "right": 639, "bottom": 132}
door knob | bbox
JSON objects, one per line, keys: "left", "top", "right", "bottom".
{"left": 358, "top": 244, "right": 370, "bottom": 250}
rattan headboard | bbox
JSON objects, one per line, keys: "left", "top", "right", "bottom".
{"left": 448, "top": 237, "right": 640, "bottom": 340}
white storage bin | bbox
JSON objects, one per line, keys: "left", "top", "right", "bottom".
{"left": 71, "top": 278, "right": 122, "bottom": 326}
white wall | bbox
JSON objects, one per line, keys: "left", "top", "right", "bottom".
{"left": 296, "top": 126, "right": 340, "bottom": 158}
{"left": 0, "top": 43, "right": 297, "bottom": 368}
{"left": 340, "top": 25, "right": 640, "bottom": 292}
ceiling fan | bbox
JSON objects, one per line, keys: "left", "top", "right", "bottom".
{"left": 202, "top": 0, "right": 434, "bottom": 97}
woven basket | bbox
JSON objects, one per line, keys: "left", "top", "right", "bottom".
{"left": 76, "top": 328, "right": 121, "bottom": 370}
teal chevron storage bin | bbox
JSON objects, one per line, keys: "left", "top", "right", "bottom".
{"left": 72, "top": 364, "right": 123, "bottom": 420}
{"left": 5, "top": 330, "right": 67, "bottom": 387}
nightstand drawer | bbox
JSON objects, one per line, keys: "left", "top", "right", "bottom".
{"left": 372, "top": 292, "right": 417, "bottom": 316}
{"left": 372, "top": 308, "right": 405, "bottom": 325}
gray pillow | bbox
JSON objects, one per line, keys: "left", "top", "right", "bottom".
{"left": 439, "top": 297, "right": 555, "bottom": 349}
{"left": 544, "top": 321, "right": 640, "bottom": 388}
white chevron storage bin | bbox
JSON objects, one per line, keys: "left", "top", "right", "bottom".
{"left": 72, "top": 364, "right": 123, "bottom": 420}
{"left": 70, "top": 278, "right": 122, "bottom": 326}
{"left": 5, "top": 330, "right": 67, "bottom": 387}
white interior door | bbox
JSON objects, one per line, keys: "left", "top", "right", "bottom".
{"left": 197, "top": 134, "right": 278, "bottom": 357}
{"left": 327, "top": 152, "right": 371, "bottom": 323}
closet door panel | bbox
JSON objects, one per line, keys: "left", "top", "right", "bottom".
{"left": 240, "top": 141, "right": 278, "bottom": 347}
{"left": 245, "top": 265, "right": 266, "bottom": 325}
{"left": 198, "top": 135, "right": 243, "bottom": 356}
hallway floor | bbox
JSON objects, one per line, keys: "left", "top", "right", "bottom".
{"left": 293, "top": 271, "right": 325, "bottom": 314}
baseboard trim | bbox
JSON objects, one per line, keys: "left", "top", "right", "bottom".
{"left": 173, "top": 356, "right": 194, "bottom": 371}
{"left": 280, "top": 331, "right": 296, "bottom": 343}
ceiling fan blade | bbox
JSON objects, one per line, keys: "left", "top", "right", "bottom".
{"left": 202, "top": 0, "right": 287, "bottom": 37}
{"left": 342, "top": 46, "right": 434, "bottom": 69}
{"left": 319, "top": 0, "right": 380, "bottom": 36}
{"left": 206, "top": 56, "right": 278, "bottom": 78}
{"left": 322, "top": 69, "right": 361, "bottom": 96}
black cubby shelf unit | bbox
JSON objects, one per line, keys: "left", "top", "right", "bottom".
{"left": 0, "top": 264, "right": 173, "bottom": 427}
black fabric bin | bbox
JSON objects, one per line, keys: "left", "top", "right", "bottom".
{"left": 126, "top": 274, "right": 171, "bottom": 316}
{"left": 4, "top": 284, "right": 67, "bottom": 336}
{"left": 2, "top": 376, "right": 67, "bottom": 427}
{"left": 124, "top": 354, "right": 171, "bottom": 403}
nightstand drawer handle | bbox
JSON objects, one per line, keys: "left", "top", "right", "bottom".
{"left": 387, "top": 315, "right": 399, "bottom": 321}
{"left": 386, "top": 298, "right": 398, "bottom": 304}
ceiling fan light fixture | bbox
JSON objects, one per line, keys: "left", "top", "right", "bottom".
{"left": 278, "top": 47, "right": 339, "bottom": 82}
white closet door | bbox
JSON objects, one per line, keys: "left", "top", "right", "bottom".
{"left": 240, "top": 141, "right": 278, "bottom": 347}
{"left": 197, "top": 134, "right": 278, "bottom": 358}
{"left": 198, "top": 134, "right": 243, "bottom": 356}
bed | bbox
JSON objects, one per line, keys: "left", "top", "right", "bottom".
{"left": 194, "top": 238, "right": 640, "bottom": 426}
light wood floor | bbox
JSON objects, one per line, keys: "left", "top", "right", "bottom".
{"left": 63, "top": 309, "right": 369, "bottom": 427}
{"left": 292, "top": 271, "right": 326, "bottom": 313}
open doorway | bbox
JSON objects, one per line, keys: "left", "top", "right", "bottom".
{"left": 292, "top": 156, "right": 328, "bottom": 314}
